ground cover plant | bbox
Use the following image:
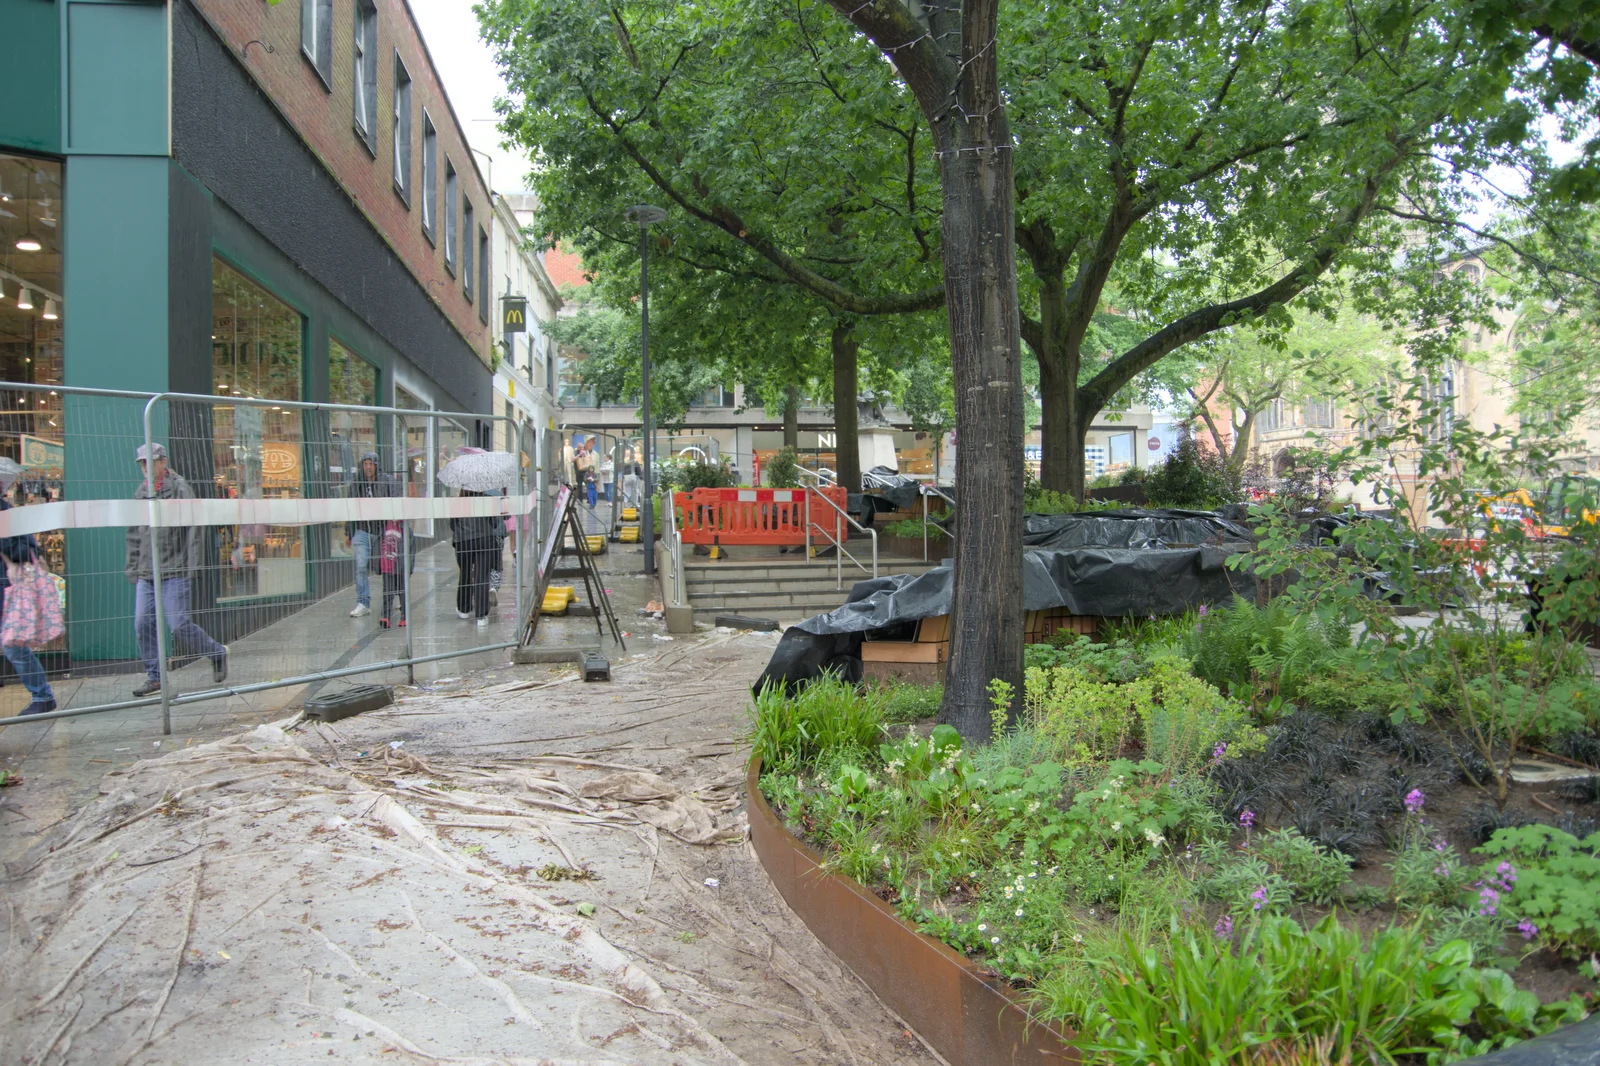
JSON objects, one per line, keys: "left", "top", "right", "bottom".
{"left": 752, "top": 613, "right": 1600, "bottom": 1062}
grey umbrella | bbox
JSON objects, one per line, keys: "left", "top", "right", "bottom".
{"left": 438, "top": 450, "right": 518, "bottom": 493}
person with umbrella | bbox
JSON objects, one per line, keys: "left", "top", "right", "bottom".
{"left": 439, "top": 451, "right": 517, "bottom": 628}
{"left": 0, "top": 460, "right": 57, "bottom": 715}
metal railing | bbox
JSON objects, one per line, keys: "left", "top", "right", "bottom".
{"left": 804, "top": 488, "right": 878, "bottom": 589}
{"left": 921, "top": 483, "right": 956, "bottom": 562}
{"left": 0, "top": 382, "right": 542, "bottom": 733}
{"left": 797, "top": 466, "right": 837, "bottom": 488}
{"left": 662, "top": 487, "right": 685, "bottom": 608}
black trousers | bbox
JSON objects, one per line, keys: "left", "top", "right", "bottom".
{"left": 454, "top": 541, "right": 497, "bottom": 619}
{"left": 380, "top": 569, "right": 405, "bottom": 621}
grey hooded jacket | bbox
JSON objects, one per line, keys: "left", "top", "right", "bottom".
{"left": 125, "top": 470, "right": 204, "bottom": 582}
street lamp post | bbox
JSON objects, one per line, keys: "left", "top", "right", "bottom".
{"left": 625, "top": 204, "right": 667, "bottom": 575}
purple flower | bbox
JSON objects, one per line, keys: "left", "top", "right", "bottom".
{"left": 1239, "top": 809, "right": 1256, "bottom": 830}
{"left": 1198, "top": 604, "right": 1209, "bottom": 618}
{"left": 1495, "top": 862, "right": 1517, "bottom": 887}
{"left": 1518, "top": 920, "right": 1539, "bottom": 941}
{"left": 1210, "top": 742, "right": 1228, "bottom": 766}
{"left": 1477, "top": 885, "right": 1500, "bottom": 917}
{"left": 1404, "top": 789, "right": 1426, "bottom": 813}
{"left": 1434, "top": 865, "right": 1450, "bottom": 877}
{"left": 1250, "top": 886, "right": 1269, "bottom": 911}
{"left": 1432, "top": 837, "right": 1450, "bottom": 853}
{"left": 1213, "top": 915, "right": 1233, "bottom": 939}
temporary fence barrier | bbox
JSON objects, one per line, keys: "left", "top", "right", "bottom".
{"left": 673, "top": 487, "right": 848, "bottom": 547}
{"left": 0, "top": 382, "right": 550, "bottom": 733}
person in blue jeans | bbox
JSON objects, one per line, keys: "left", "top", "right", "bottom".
{"left": 125, "top": 443, "right": 228, "bottom": 697}
{"left": 0, "top": 483, "right": 56, "bottom": 715}
{"left": 344, "top": 452, "right": 397, "bottom": 619}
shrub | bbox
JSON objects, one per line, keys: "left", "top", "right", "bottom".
{"left": 766, "top": 445, "right": 801, "bottom": 489}
{"left": 1023, "top": 653, "right": 1262, "bottom": 772}
{"left": 748, "top": 674, "right": 883, "bottom": 771}
{"left": 878, "top": 680, "right": 942, "bottom": 723}
{"left": 1074, "top": 916, "right": 1584, "bottom": 1064}
{"left": 1477, "top": 823, "right": 1600, "bottom": 958}
{"left": 1141, "top": 435, "right": 1240, "bottom": 510}
{"left": 658, "top": 457, "right": 736, "bottom": 493}
{"left": 880, "top": 517, "right": 947, "bottom": 539}
{"left": 1183, "top": 597, "right": 1354, "bottom": 707}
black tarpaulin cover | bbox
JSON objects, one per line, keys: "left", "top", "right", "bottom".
{"left": 1023, "top": 508, "right": 1254, "bottom": 550}
{"left": 754, "top": 536, "right": 1258, "bottom": 692}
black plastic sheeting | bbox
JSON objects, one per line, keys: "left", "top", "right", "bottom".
{"left": 1023, "top": 508, "right": 1255, "bottom": 550}
{"left": 754, "top": 539, "right": 1258, "bottom": 693}
{"left": 859, "top": 466, "right": 929, "bottom": 513}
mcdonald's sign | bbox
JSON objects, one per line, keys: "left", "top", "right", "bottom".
{"left": 501, "top": 296, "right": 528, "bottom": 335}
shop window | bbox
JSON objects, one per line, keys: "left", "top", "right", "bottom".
{"left": 392, "top": 54, "right": 412, "bottom": 203}
{"left": 463, "top": 199, "right": 475, "bottom": 299}
{"left": 1, "top": 153, "right": 65, "bottom": 526}
{"left": 300, "top": 0, "right": 332, "bottom": 88}
{"left": 478, "top": 227, "right": 490, "bottom": 324}
{"left": 421, "top": 111, "right": 437, "bottom": 242}
{"left": 352, "top": 0, "right": 378, "bottom": 154}
{"left": 211, "top": 257, "right": 306, "bottom": 601}
{"left": 444, "top": 160, "right": 458, "bottom": 272}
{"left": 329, "top": 338, "right": 378, "bottom": 496}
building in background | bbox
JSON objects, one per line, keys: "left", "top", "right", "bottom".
{"left": 0, "top": 0, "right": 495, "bottom": 661}
{"left": 490, "top": 192, "right": 561, "bottom": 452}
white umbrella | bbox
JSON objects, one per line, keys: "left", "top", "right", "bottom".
{"left": 438, "top": 450, "right": 518, "bottom": 493}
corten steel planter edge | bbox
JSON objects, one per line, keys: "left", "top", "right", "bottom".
{"left": 746, "top": 758, "right": 1077, "bottom": 1066}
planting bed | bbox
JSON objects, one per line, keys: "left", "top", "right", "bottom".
{"left": 750, "top": 600, "right": 1600, "bottom": 1064}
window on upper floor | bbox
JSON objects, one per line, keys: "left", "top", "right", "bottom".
{"left": 392, "top": 55, "right": 411, "bottom": 203}
{"left": 1304, "top": 398, "right": 1338, "bottom": 429}
{"left": 463, "top": 200, "right": 475, "bottom": 300}
{"left": 421, "top": 112, "right": 437, "bottom": 243}
{"left": 352, "top": 1, "right": 377, "bottom": 153}
{"left": 300, "top": 0, "right": 332, "bottom": 88}
{"left": 478, "top": 228, "right": 489, "bottom": 324}
{"left": 444, "top": 161, "right": 458, "bottom": 273}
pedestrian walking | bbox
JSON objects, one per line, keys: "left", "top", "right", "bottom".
{"left": 600, "top": 453, "right": 615, "bottom": 503}
{"left": 0, "top": 477, "right": 58, "bottom": 716}
{"left": 344, "top": 451, "right": 397, "bottom": 619}
{"left": 125, "top": 443, "right": 227, "bottom": 696}
{"left": 377, "top": 520, "right": 408, "bottom": 628}
{"left": 621, "top": 453, "right": 641, "bottom": 508}
{"left": 451, "top": 491, "right": 500, "bottom": 627}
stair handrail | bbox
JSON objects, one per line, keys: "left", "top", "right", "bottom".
{"left": 920, "top": 483, "right": 956, "bottom": 562}
{"left": 662, "top": 488, "right": 685, "bottom": 608}
{"left": 804, "top": 487, "right": 878, "bottom": 590}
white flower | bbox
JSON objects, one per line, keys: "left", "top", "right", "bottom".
{"left": 1072, "top": 934, "right": 1083, "bottom": 943}
{"left": 1144, "top": 828, "right": 1166, "bottom": 848}
{"left": 1110, "top": 821, "right": 1122, "bottom": 833}
{"left": 1015, "top": 908, "right": 1024, "bottom": 917}
{"left": 978, "top": 923, "right": 988, "bottom": 932}
{"left": 1004, "top": 887, "right": 1014, "bottom": 899}
{"left": 1028, "top": 872, "right": 1037, "bottom": 878}
{"left": 1047, "top": 866, "right": 1059, "bottom": 875}
{"left": 1031, "top": 860, "right": 1039, "bottom": 866}
{"left": 1108, "top": 874, "right": 1115, "bottom": 881}
{"left": 991, "top": 936, "right": 1001, "bottom": 944}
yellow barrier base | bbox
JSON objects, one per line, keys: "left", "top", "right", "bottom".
{"left": 619, "top": 526, "right": 640, "bottom": 543}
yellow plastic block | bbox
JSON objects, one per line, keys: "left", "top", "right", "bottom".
{"left": 584, "top": 535, "right": 606, "bottom": 554}
{"left": 618, "top": 526, "right": 640, "bottom": 543}
{"left": 621, "top": 507, "right": 639, "bottom": 521}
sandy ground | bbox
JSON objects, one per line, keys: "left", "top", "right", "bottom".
{"left": 0, "top": 631, "right": 936, "bottom": 1066}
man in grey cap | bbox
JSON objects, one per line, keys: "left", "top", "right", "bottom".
{"left": 126, "top": 443, "right": 227, "bottom": 696}
{"left": 344, "top": 451, "right": 398, "bottom": 619}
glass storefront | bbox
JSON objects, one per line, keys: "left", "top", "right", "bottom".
{"left": 328, "top": 337, "right": 377, "bottom": 495}
{"left": 210, "top": 256, "right": 306, "bottom": 601}
{"left": 0, "top": 152, "right": 66, "bottom": 608}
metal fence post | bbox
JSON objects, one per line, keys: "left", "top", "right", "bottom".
{"left": 142, "top": 397, "right": 173, "bottom": 736}
{"left": 400, "top": 412, "right": 414, "bottom": 685}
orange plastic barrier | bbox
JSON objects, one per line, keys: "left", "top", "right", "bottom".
{"left": 673, "top": 487, "right": 848, "bottom": 546}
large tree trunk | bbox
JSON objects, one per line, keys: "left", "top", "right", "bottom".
{"left": 935, "top": 123, "right": 1024, "bottom": 739}
{"left": 1033, "top": 272, "right": 1078, "bottom": 497}
{"left": 826, "top": 0, "right": 1023, "bottom": 742}
{"left": 830, "top": 321, "right": 862, "bottom": 493}
{"left": 782, "top": 384, "right": 800, "bottom": 449}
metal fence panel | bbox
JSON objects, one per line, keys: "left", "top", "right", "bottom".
{"left": 0, "top": 383, "right": 543, "bottom": 732}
